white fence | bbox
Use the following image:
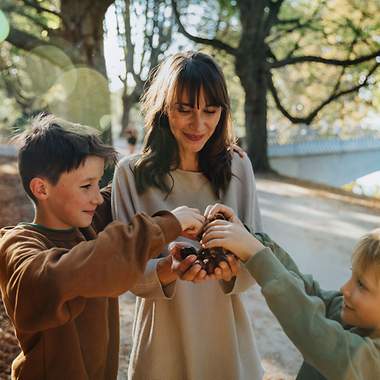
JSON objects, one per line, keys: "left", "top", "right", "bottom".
{"left": 268, "top": 137, "right": 380, "bottom": 157}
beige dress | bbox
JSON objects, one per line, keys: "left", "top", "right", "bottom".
{"left": 112, "top": 152, "right": 264, "bottom": 380}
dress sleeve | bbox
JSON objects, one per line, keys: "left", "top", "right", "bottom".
{"left": 221, "top": 154, "right": 263, "bottom": 294}
{"left": 111, "top": 158, "right": 177, "bottom": 300}
{"left": 241, "top": 153, "right": 263, "bottom": 233}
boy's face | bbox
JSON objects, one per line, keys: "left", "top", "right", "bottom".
{"left": 39, "top": 156, "right": 105, "bottom": 229}
{"left": 341, "top": 265, "right": 380, "bottom": 334}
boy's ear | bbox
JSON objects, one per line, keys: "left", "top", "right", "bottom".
{"left": 29, "top": 177, "right": 49, "bottom": 200}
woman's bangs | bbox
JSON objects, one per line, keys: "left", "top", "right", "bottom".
{"left": 174, "top": 64, "right": 225, "bottom": 108}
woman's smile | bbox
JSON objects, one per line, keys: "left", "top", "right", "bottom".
{"left": 183, "top": 132, "right": 205, "bottom": 142}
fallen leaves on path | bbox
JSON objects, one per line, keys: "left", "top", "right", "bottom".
{"left": 0, "top": 157, "right": 33, "bottom": 379}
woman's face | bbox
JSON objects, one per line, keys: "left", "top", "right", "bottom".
{"left": 167, "top": 87, "right": 222, "bottom": 164}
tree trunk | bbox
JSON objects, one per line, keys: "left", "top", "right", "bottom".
{"left": 121, "top": 93, "right": 132, "bottom": 137}
{"left": 237, "top": 60, "right": 270, "bottom": 172}
{"left": 236, "top": 0, "right": 271, "bottom": 172}
{"left": 55, "top": 0, "right": 114, "bottom": 143}
{"left": 59, "top": 0, "right": 113, "bottom": 75}
{"left": 121, "top": 89, "right": 140, "bottom": 137}
{"left": 5, "top": 0, "right": 115, "bottom": 143}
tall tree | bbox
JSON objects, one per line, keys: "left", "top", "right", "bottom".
{"left": 172, "top": 0, "right": 380, "bottom": 171}
{"left": 2, "top": 0, "right": 114, "bottom": 138}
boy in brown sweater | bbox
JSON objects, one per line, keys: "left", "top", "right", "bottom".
{"left": 0, "top": 114, "right": 205, "bottom": 380}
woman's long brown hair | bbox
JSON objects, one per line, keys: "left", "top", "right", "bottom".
{"left": 134, "top": 51, "right": 235, "bottom": 198}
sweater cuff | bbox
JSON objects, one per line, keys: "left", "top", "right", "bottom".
{"left": 133, "top": 259, "right": 176, "bottom": 300}
{"left": 244, "top": 247, "right": 288, "bottom": 287}
{"left": 152, "top": 210, "right": 182, "bottom": 244}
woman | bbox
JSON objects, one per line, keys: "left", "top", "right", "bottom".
{"left": 112, "top": 51, "right": 263, "bottom": 380}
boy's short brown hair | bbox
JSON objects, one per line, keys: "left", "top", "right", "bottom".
{"left": 13, "top": 113, "right": 117, "bottom": 202}
{"left": 352, "top": 229, "right": 380, "bottom": 276}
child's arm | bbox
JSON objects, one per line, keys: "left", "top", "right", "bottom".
{"left": 112, "top": 159, "right": 210, "bottom": 296}
{"left": 244, "top": 249, "right": 379, "bottom": 379}
{"left": 204, "top": 204, "right": 339, "bottom": 310}
{"left": 255, "top": 232, "right": 343, "bottom": 323}
{"left": 0, "top": 209, "right": 197, "bottom": 334}
{"left": 203, "top": 205, "right": 380, "bottom": 379}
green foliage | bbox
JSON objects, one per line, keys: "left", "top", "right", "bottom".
{"left": 1, "top": 0, "right": 113, "bottom": 140}
{"left": 174, "top": 0, "right": 380, "bottom": 143}
{"left": 270, "top": 0, "right": 380, "bottom": 133}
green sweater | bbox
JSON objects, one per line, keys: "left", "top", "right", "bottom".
{"left": 246, "top": 233, "right": 380, "bottom": 380}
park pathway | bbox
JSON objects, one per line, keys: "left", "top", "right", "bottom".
{"left": 118, "top": 175, "right": 380, "bottom": 379}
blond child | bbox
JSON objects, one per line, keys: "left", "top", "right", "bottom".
{"left": 200, "top": 203, "right": 380, "bottom": 380}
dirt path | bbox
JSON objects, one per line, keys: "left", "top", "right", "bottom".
{"left": 118, "top": 176, "right": 380, "bottom": 379}
{"left": 0, "top": 158, "right": 33, "bottom": 379}
{"left": 1, "top": 156, "right": 380, "bottom": 379}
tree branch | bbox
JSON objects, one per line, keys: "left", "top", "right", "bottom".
{"left": 17, "top": 9, "right": 55, "bottom": 31}
{"left": 6, "top": 27, "right": 50, "bottom": 52}
{"left": 171, "top": 0, "right": 236, "bottom": 56}
{"left": 276, "top": 17, "right": 301, "bottom": 25}
{"left": 22, "top": 0, "right": 62, "bottom": 19}
{"left": 268, "top": 63, "right": 380, "bottom": 124}
{"left": 263, "top": 0, "right": 285, "bottom": 38}
{"left": 267, "top": 1, "right": 325, "bottom": 45}
{"left": 5, "top": 27, "right": 73, "bottom": 69}
{"left": 270, "top": 49, "right": 380, "bottom": 68}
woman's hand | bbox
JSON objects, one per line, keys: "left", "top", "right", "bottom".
{"left": 171, "top": 206, "right": 205, "bottom": 239}
{"left": 169, "top": 242, "right": 214, "bottom": 283}
{"left": 213, "top": 254, "right": 239, "bottom": 282}
{"left": 204, "top": 203, "right": 243, "bottom": 227}
{"left": 202, "top": 219, "right": 264, "bottom": 262}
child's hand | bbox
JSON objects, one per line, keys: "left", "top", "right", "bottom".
{"left": 204, "top": 203, "right": 244, "bottom": 227}
{"left": 213, "top": 254, "right": 240, "bottom": 282}
{"left": 169, "top": 242, "right": 214, "bottom": 283}
{"left": 171, "top": 206, "right": 205, "bottom": 239}
{"left": 202, "top": 219, "right": 264, "bottom": 262}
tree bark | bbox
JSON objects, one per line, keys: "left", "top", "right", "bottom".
{"left": 121, "top": 89, "right": 140, "bottom": 136}
{"left": 237, "top": 58, "right": 270, "bottom": 171}
{"left": 236, "top": 0, "right": 271, "bottom": 171}
{"left": 59, "top": 0, "right": 113, "bottom": 75}
{"left": 58, "top": 0, "right": 114, "bottom": 142}
{"left": 5, "top": 0, "right": 114, "bottom": 142}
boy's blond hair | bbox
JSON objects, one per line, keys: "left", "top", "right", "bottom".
{"left": 352, "top": 228, "right": 380, "bottom": 275}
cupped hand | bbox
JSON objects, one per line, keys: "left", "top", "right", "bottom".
{"left": 213, "top": 254, "right": 239, "bottom": 282}
{"left": 169, "top": 242, "right": 216, "bottom": 283}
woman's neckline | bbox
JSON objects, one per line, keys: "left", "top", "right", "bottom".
{"left": 174, "top": 167, "right": 203, "bottom": 174}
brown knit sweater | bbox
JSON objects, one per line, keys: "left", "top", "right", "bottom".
{"left": 0, "top": 187, "right": 181, "bottom": 379}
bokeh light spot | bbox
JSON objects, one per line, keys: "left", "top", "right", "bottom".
{"left": 0, "top": 10, "right": 10, "bottom": 43}
{"left": 47, "top": 67, "right": 111, "bottom": 131}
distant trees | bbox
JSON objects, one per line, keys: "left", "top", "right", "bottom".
{"left": 114, "top": 0, "right": 174, "bottom": 137}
